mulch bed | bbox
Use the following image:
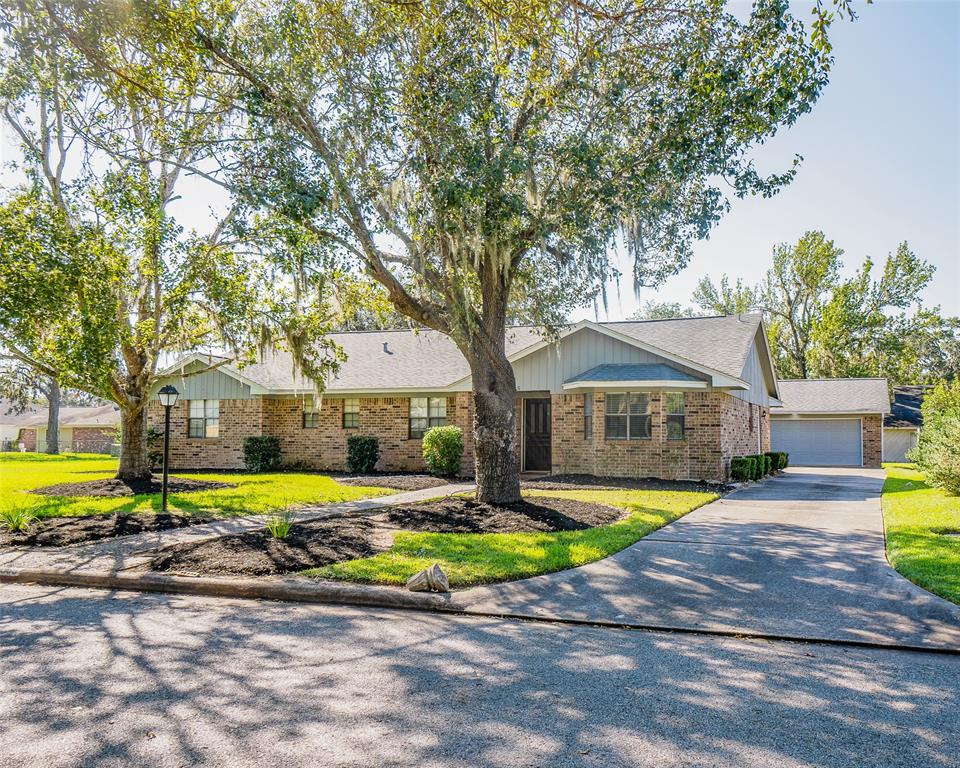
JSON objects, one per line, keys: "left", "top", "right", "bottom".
{"left": 31, "top": 476, "right": 235, "bottom": 498}
{"left": 148, "top": 495, "right": 625, "bottom": 577}
{"left": 384, "top": 496, "right": 623, "bottom": 533}
{"left": 333, "top": 474, "right": 453, "bottom": 492}
{"left": 152, "top": 517, "right": 385, "bottom": 577}
{"left": 522, "top": 473, "right": 730, "bottom": 494}
{"left": 0, "top": 512, "right": 212, "bottom": 548}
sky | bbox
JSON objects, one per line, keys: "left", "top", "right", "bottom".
{"left": 578, "top": 0, "right": 960, "bottom": 322}
{"left": 2, "top": 1, "right": 957, "bottom": 324}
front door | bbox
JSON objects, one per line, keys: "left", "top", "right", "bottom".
{"left": 523, "top": 398, "right": 552, "bottom": 472}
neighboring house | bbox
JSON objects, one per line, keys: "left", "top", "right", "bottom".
{"left": 2, "top": 404, "right": 120, "bottom": 454}
{"left": 770, "top": 379, "right": 889, "bottom": 468}
{"left": 0, "top": 399, "right": 46, "bottom": 451}
{"left": 883, "top": 385, "right": 927, "bottom": 463}
{"left": 151, "top": 314, "right": 781, "bottom": 482}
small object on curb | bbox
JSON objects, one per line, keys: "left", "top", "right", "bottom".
{"left": 406, "top": 564, "right": 449, "bottom": 593}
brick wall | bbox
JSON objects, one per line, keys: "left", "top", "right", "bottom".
{"left": 862, "top": 414, "right": 882, "bottom": 468}
{"left": 549, "top": 390, "right": 749, "bottom": 482}
{"left": 17, "top": 428, "right": 36, "bottom": 451}
{"left": 150, "top": 394, "right": 479, "bottom": 473}
{"left": 720, "top": 396, "right": 771, "bottom": 477}
{"left": 148, "top": 398, "right": 265, "bottom": 470}
{"left": 73, "top": 427, "right": 116, "bottom": 454}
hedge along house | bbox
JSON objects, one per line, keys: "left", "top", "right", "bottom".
{"left": 150, "top": 314, "right": 780, "bottom": 482}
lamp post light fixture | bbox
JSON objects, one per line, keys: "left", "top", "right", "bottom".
{"left": 157, "top": 385, "right": 179, "bottom": 513}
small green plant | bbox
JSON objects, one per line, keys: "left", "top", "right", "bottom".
{"left": 347, "top": 435, "right": 380, "bottom": 473}
{"left": 730, "top": 457, "right": 754, "bottom": 482}
{"left": 779, "top": 452, "right": 789, "bottom": 470}
{"left": 744, "top": 454, "right": 765, "bottom": 480}
{"left": 0, "top": 499, "right": 38, "bottom": 533}
{"left": 264, "top": 508, "right": 294, "bottom": 539}
{"left": 422, "top": 426, "right": 464, "bottom": 477}
{"left": 243, "top": 436, "right": 282, "bottom": 472}
{"left": 762, "top": 454, "right": 773, "bottom": 475}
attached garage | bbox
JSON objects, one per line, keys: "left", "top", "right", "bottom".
{"left": 771, "top": 378, "right": 890, "bottom": 469}
{"left": 771, "top": 418, "right": 862, "bottom": 466}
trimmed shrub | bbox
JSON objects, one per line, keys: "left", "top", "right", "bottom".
{"left": 422, "top": 425, "right": 464, "bottom": 477}
{"left": 762, "top": 454, "right": 773, "bottom": 475}
{"left": 745, "top": 454, "right": 764, "bottom": 480}
{"left": 730, "top": 456, "right": 754, "bottom": 482}
{"left": 243, "top": 436, "right": 281, "bottom": 472}
{"left": 347, "top": 435, "right": 380, "bottom": 474}
{"left": 777, "top": 451, "right": 789, "bottom": 470}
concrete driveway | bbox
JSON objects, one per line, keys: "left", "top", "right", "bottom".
{"left": 459, "top": 467, "right": 960, "bottom": 650}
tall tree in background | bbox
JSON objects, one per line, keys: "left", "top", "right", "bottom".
{"left": 72, "top": 0, "right": 845, "bottom": 502}
{"left": 0, "top": 359, "right": 61, "bottom": 453}
{"left": 695, "top": 231, "right": 956, "bottom": 382}
{"left": 0, "top": 4, "right": 343, "bottom": 478}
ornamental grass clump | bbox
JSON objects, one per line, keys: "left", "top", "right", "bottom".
{"left": 264, "top": 509, "right": 294, "bottom": 539}
{"left": 0, "top": 499, "right": 37, "bottom": 533}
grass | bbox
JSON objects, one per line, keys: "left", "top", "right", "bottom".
{"left": 308, "top": 486, "right": 718, "bottom": 588}
{"left": 0, "top": 453, "right": 394, "bottom": 520}
{"left": 882, "top": 463, "right": 960, "bottom": 605}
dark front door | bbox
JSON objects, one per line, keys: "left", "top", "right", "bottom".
{"left": 523, "top": 398, "right": 552, "bottom": 471}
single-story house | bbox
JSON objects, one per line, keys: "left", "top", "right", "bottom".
{"left": 2, "top": 403, "right": 120, "bottom": 454}
{"left": 152, "top": 314, "right": 782, "bottom": 482}
{"left": 770, "top": 378, "right": 889, "bottom": 467}
{"left": 883, "top": 384, "right": 927, "bottom": 462}
{"left": 151, "top": 313, "right": 890, "bottom": 480}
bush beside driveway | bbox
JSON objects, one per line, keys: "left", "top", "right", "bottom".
{"left": 883, "top": 464, "right": 960, "bottom": 605}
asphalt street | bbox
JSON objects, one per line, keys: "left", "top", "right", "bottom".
{"left": 1, "top": 583, "right": 957, "bottom": 768}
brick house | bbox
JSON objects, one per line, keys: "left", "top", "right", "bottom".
{"left": 150, "top": 314, "right": 887, "bottom": 481}
{"left": 0, "top": 402, "right": 119, "bottom": 454}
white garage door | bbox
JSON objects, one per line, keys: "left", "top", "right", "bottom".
{"left": 770, "top": 419, "right": 862, "bottom": 466}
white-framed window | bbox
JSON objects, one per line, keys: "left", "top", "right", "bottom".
{"left": 188, "top": 400, "right": 220, "bottom": 438}
{"left": 605, "top": 393, "right": 651, "bottom": 440}
{"left": 666, "top": 392, "right": 686, "bottom": 440}
{"left": 342, "top": 398, "right": 360, "bottom": 429}
{"left": 409, "top": 397, "right": 446, "bottom": 438}
{"left": 303, "top": 410, "right": 320, "bottom": 429}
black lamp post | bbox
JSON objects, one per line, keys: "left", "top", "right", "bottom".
{"left": 157, "top": 385, "right": 180, "bottom": 513}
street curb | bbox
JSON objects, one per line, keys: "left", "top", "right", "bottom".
{"left": 3, "top": 566, "right": 959, "bottom": 656}
{"left": 0, "top": 567, "right": 462, "bottom": 612}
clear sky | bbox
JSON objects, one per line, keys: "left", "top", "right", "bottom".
{"left": 577, "top": 0, "right": 960, "bottom": 322}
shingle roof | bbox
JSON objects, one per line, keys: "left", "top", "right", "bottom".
{"left": 203, "top": 314, "right": 764, "bottom": 393}
{"left": 566, "top": 363, "right": 702, "bottom": 384}
{"left": 1, "top": 403, "right": 120, "bottom": 428}
{"left": 884, "top": 385, "right": 929, "bottom": 428}
{"left": 772, "top": 379, "right": 890, "bottom": 414}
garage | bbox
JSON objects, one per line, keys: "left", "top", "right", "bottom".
{"left": 771, "top": 418, "right": 862, "bottom": 466}
{"left": 770, "top": 378, "right": 890, "bottom": 469}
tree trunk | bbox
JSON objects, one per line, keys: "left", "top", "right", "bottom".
{"left": 471, "top": 352, "right": 521, "bottom": 503}
{"left": 117, "top": 404, "right": 151, "bottom": 481}
{"left": 45, "top": 377, "right": 60, "bottom": 454}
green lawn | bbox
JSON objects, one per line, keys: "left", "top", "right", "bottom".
{"left": 883, "top": 464, "right": 960, "bottom": 605}
{"left": 309, "top": 486, "right": 718, "bottom": 588}
{"left": 0, "top": 453, "right": 393, "bottom": 520}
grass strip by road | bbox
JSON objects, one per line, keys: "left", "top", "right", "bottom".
{"left": 0, "top": 453, "right": 393, "bottom": 520}
{"left": 883, "top": 464, "right": 960, "bottom": 605}
{"left": 308, "top": 487, "right": 718, "bottom": 588}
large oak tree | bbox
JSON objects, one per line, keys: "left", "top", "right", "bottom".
{"left": 44, "top": 0, "right": 848, "bottom": 499}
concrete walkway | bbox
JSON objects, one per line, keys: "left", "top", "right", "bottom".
{"left": 0, "top": 482, "right": 474, "bottom": 575}
{"left": 458, "top": 467, "right": 960, "bottom": 650}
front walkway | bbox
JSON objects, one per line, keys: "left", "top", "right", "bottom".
{"left": 458, "top": 467, "right": 960, "bottom": 650}
{"left": 0, "top": 482, "right": 475, "bottom": 575}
